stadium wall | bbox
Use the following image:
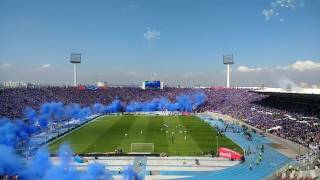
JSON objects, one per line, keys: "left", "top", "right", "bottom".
{"left": 261, "top": 130, "right": 308, "bottom": 156}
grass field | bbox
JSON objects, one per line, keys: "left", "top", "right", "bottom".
{"left": 49, "top": 115, "right": 242, "bottom": 156}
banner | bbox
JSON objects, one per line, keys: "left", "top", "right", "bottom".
{"left": 218, "top": 147, "right": 242, "bottom": 160}
{"left": 77, "top": 85, "right": 86, "bottom": 91}
{"left": 182, "top": 112, "right": 191, "bottom": 116}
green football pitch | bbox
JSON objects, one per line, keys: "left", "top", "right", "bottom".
{"left": 49, "top": 115, "right": 242, "bottom": 156}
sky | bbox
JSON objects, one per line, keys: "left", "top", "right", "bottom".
{"left": 0, "top": 0, "right": 320, "bottom": 87}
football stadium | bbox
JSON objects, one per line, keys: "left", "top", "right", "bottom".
{"left": 1, "top": 1, "right": 320, "bottom": 180}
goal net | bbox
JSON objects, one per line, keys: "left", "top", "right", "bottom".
{"left": 131, "top": 143, "right": 154, "bottom": 153}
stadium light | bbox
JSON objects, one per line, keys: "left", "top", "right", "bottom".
{"left": 223, "top": 54, "right": 234, "bottom": 88}
{"left": 70, "top": 53, "right": 81, "bottom": 86}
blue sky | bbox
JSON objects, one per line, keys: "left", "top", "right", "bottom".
{"left": 0, "top": 0, "right": 320, "bottom": 86}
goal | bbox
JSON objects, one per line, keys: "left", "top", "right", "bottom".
{"left": 131, "top": 143, "right": 154, "bottom": 153}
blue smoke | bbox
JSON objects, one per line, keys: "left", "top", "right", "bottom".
{"left": 0, "top": 145, "right": 23, "bottom": 176}
{"left": 176, "top": 94, "right": 193, "bottom": 112}
{"left": 39, "top": 102, "right": 65, "bottom": 122}
{"left": 21, "top": 148, "right": 52, "bottom": 179}
{"left": 31, "top": 92, "right": 206, "bottom": 117}
{"left": 122, "top": 165, "right": 140, "bottom": 180}
{"left": 37, "top": 115, "right": 49, "bottom": 128}
{"left": 192, "top": 93, "right": 207, "bottom": 108}
{"left": 35, "top": 144, "right": 112, "bottom": 180}
{"left": 91, "top": 92, "right": 206, "bottom": 113}
{"left": 92, "top": 103, "right": 105, "bottom": 114}
{"left": 105, "top": 99, "right": 123, "bottom": 113}
{"left": 23, "top": 107, "right": 37, "bottom": 124}
{"left": 143, "top": 99, "right": 160, "bottom": 112}
{"left": 124, "top": 92, "right": 207, "bottom": 112}
{"left": 0, "top": 118, "right": 36, "bottom": 148}
{"left": 64, "top": 104, "right": 81, "bottom": 119}
{"left": 42, "top": 144, "right": 80, "bottom": 180}
{"left": 0, "top": 118, "right": 19, "bottom": 148}
{"left": 65, "top": 104, "right": 92, "bottom": 121}
{"left": 126, "top": 102, "right": 143, "bottom": 112}
{"left": 75, "top": 107, "right": 92, "bottom": 121}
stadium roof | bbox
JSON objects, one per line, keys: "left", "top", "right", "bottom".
{"left": 249, "top": 87, "right": 320, "bottom": 101}
{"left": 255, "top": 87, "right": 320, "bottom": 95}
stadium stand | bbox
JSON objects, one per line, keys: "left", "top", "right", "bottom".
{"left": 1, "top": 86, "right": 319, "bottom": 150}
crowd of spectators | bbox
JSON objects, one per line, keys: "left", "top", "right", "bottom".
{"left": 0, "top": 87, "right": 196, "bottom": 118}
{"left": 0, "top": 86, "right": 319, "bottom": 148}
{"left": 202, "top": 88, "right": 320, "bottom": 149}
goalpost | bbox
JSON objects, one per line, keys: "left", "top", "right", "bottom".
{"left": 131, "top": 143, "right": 154, "bottom": 153}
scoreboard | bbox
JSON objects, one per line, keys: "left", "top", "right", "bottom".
{"left": 142, "top": 81, "right": 163, "bottom": 90}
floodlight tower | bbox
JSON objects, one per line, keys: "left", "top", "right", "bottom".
{"left": 70, "top": 53, "right": 81, "bottom": 86}
{"left": 223, "top": 54, "right": 234, "bottom": 88}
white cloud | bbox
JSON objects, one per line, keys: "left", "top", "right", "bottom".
{"left": 270, "top": 0, "right": 296, "bottom": 9}
{"left": 143, "top": 28, "right": 160, "bottom": 41}
{"left": 181, "top": 72, "right": 204, "bottom": 78}
{"left": 41, "top": 64, "right": 51, "bottom": 68}
{"left": 274, "top": 65, "right": 288, "bottom": 70}
{"left": 126, "top": 71, "right": 140, "bottom": 77}
{"left": 31, "top": 64, "right": 51, "bottom": 72}
{"left": 262, "top": 0, "right": 299, "bottom": 21}
{"left": 237, "top": 66, "right": 262, "bottom": 73}
{"left": 121, "top": 4, "right": 138, "bottom": 12}
{"left": 276, "top": 76, "right": 302, "bottom": 91}
{"left": 238, "top": 60, "right": 320, "bottom": 73}
{"left": 262, "top": 9, "right": 275, "bottom": 20}
{"left": 289, "top": 60, "right": 320, "bottom": 71}
{"left": 274, "top": 0, "right": 295, "bottom": 9}
{"left": 0, "top": 62, "right": 12, "bottom": 69}
{"left": 182, "top": 73, "right": 194, "bottom": 78}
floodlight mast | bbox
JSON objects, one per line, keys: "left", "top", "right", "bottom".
{"left": 227, "top": 64, "right": 230, "bottom": 88}
{"left": 70, "top": 53, "right": 81, "bottom": 87}
{"left": 73, "top": 64, "right": 77, "bottom": 86}
{"left": 223, "top": 54, "right": 234, "bottom": 88}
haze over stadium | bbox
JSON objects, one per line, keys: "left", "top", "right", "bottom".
{"left": 0, "top": 0, "right": 320, "bottom": 180}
